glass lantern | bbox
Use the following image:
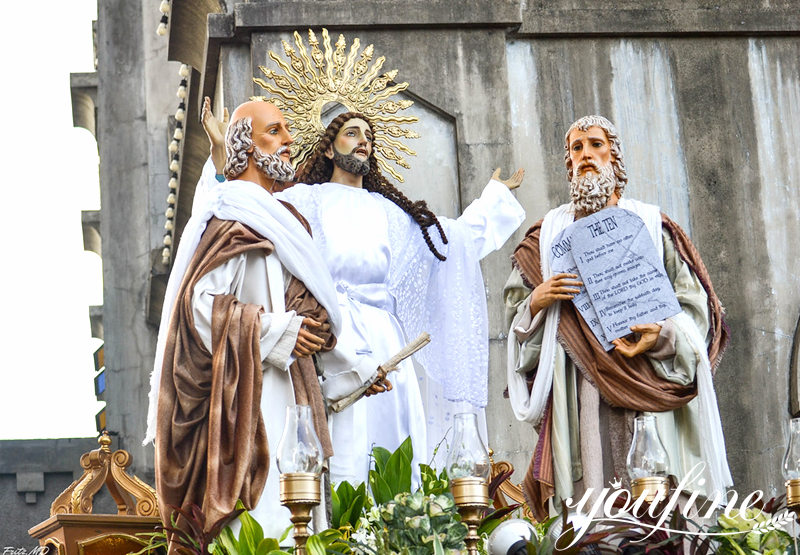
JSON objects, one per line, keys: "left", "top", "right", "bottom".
{"left": 276, "top": 405, "right": 323, "bottom": 475}
{"left": 626, "top": 415, "right": 669, "bottom": 501}
{"left": 446, "top": 413, "right": 491, "bottom": 555}
{"left": 445, "top": 412, "right": 491, "bottom": 481}
{"left": 783, "top": 417, "right": 800, "bottom": 508}
{"left": 276, "top": 405, "right": 323, "bottom": 553}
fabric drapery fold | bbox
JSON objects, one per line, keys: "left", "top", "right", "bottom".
{"left": 522, "top": 397, "right": 554, "bottom": 522}
{"left": 146, "top": 169, "right": 343, "bottom": 446}
{"left": 284, "top": 269, "right": 336, "bottom": 460}
{"left": 156, "top": 216, "right": 335, "bottom": 530}
{"left": 156, "top": 218, "right": 272, "bottom": 528}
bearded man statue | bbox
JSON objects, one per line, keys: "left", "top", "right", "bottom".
{"left": 147, "top": 99, "right": 382, "bottom": 541}
{"left": 504, "top": 115, "right": 731, "bottom": 520}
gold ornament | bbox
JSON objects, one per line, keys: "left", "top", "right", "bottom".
{"left": 252, "top": 28, "right": 419, "bottom": 182}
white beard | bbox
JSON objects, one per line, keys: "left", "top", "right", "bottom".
{"left": 569, "top": 163, "right": 617, "bottom": 215}
{"left": 253, "top": 145, "right": 295, "bottom": 182}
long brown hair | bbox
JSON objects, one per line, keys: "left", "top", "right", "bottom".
{"left": 295, "top": 112, "right": 448, "bottom": 261}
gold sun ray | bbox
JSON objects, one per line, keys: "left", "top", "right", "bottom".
{"left": 253, "top": 28, "right": 419, "bottom": 182}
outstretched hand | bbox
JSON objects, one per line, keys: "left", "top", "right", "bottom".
{"left": 292, "top": 317, "right": 327, "bottom": 358}
{"left": 201, "top": 96, "right": 229, "bottom": 173}
{"left": 611, "top": 323, "right": 662, "bottom": 358}
{"left": 491, "top": 167, "right": 525, "bottom": 190}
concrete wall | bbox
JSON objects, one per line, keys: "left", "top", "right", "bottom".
{"left": 95, "top": 0, "right": 183, "bottom": 482}
{"left": 0, "top": 438, "right": 114, "bottom": 549}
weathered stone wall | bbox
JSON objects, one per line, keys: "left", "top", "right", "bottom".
{"left": 84, "top": 0, "right": 186, "bottom": 488}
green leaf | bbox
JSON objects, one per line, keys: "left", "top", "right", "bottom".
{"left": 238, "top": 509, "right": 264, "bottom": 553}
{"left": 369, "top": 470, "right": 395, "bottom": 505}
{"left": 397, "top": 436, "right": 414, "bottom": 465}
{"left": 335, "top": 480, "right": 355, "bottom": 507}
{"left": 745, "top": 531, "right": 762, "bottom": 551}
{"left": 346, "top": 494, "right": 366, "bottom": 527}
{"left": 339, "top": 505, "right": 354, "bottom": 530}
{"left": 305, "top": 534, "right": 326, "bottom": 555}
{"left": 330, "top": 487, "right": 342, "bottom": 528}
{"left": 216, "top": 527, "right": 240, "bottom": 554}
{"left": 442, "top": 525, "right": 467, "bottom": 548}
{"left": 372, "top": 446, "right": 392, "bottom": 474}
{"left": 384, "top": 448, "right": 412, "bottom": 496}
{"left": 255, "top": 538, "right": 280, "bottom": 555}
{"left": 432, "top": 533, "right": 446, "bottom": 555}
{"left": 316, "top": 528, "right": 344, "bottom": 543}
{"left": 279, "top": 525, "right": 293, "bottom": 543}
{"left": 351, "top": 482, "right": 367, "bottom": 525}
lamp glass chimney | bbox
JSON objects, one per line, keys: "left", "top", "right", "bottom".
{"left": 276, "top": 405, "right": 323, "bottom": 474}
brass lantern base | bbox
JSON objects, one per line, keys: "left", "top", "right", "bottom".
{"left": 451, "top": 477, "right": 489, "bottom": 555}
{"left": 786, "top": 478, "right": 800, "bottom": 518}
{"left": 631, "top": 476, "right": 670, "bottom": 503}
{"left": 279, "top": 472, "right": 321, "bottom": 555}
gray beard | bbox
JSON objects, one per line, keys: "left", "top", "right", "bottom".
{"left": 253, "top": 145, "right": 295, "bottom": 182}
{"left": 332, "top": 148, "right": 370, "bottom": 176}
{"left": 569, "top": 164, "right": 617, "bottom": 215}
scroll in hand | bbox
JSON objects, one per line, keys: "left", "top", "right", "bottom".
{"left": 328, "top": 333, "right": 431, "bottom": 413}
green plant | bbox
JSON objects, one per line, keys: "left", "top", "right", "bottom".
{"left": 352, "top": 489, "right": 467, "bottom": 554}
{"left": 213, "top": 501, "right": 350, "bottom": 555}
{"left": 419, "top": 463, "right": 449, "bottom": 497}
{"left": 368, "top": 437, "right": 413, "bottom": 505}
{"left": 130, "top": 504, "right": 244, "bottom": 555}
{"left": 330, "top": 480, "right": 368, "bottom": 531}
{"left": 707, "top": 507, "right": 795, "bottom": 555}
{"left": 213, "top": 501, "right": 291, "bottom": 555}
{"left": 305, "top": 528, "right": 351, "bottom": 555}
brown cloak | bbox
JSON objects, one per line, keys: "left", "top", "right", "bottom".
{"left": 155, "top": 210, "right": 335, "bottom": 530}
{"left": 511, "top": 212, "right": 729, "bottom": 521}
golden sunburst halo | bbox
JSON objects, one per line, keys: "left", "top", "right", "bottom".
{"left": 251, "top": 28, "right": 419, "bottom": 182}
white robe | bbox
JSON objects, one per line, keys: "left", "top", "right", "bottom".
{"left": 277, "top": 180, "right": 525, "bottom": 485}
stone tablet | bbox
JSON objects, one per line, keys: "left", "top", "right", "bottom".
{"left": 569, "top": 207, "right": 681, "bottom": 343}
{"left": 549, "top": 227, "right": 614, "bottom": 351}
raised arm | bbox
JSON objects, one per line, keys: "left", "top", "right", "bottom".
{"left": 491, "top": 167, "right": 524, "bottom": 190}
{"left": 201, "top": 96, "right": 229, "bottom": 174}
{"left": 452, "top": 167, "right": 527, "bottom": 260}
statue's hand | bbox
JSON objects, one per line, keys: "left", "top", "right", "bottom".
{"left": 491, "top": 167, "right": 524, "bottom": 190}
{"left": 201, "top": 96, "right": 229, "bottom": 173}
{"left": 364, "top": 369, "right": 394, "bottom": 396}
{"left": 612, "top": 323, "right": 662, "bottom": 358}
{"left": 529, "top": 273, "right": 582, "bottom": 317}
{"left": 292, "top": 318, "right": 326, "bottom": 358}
